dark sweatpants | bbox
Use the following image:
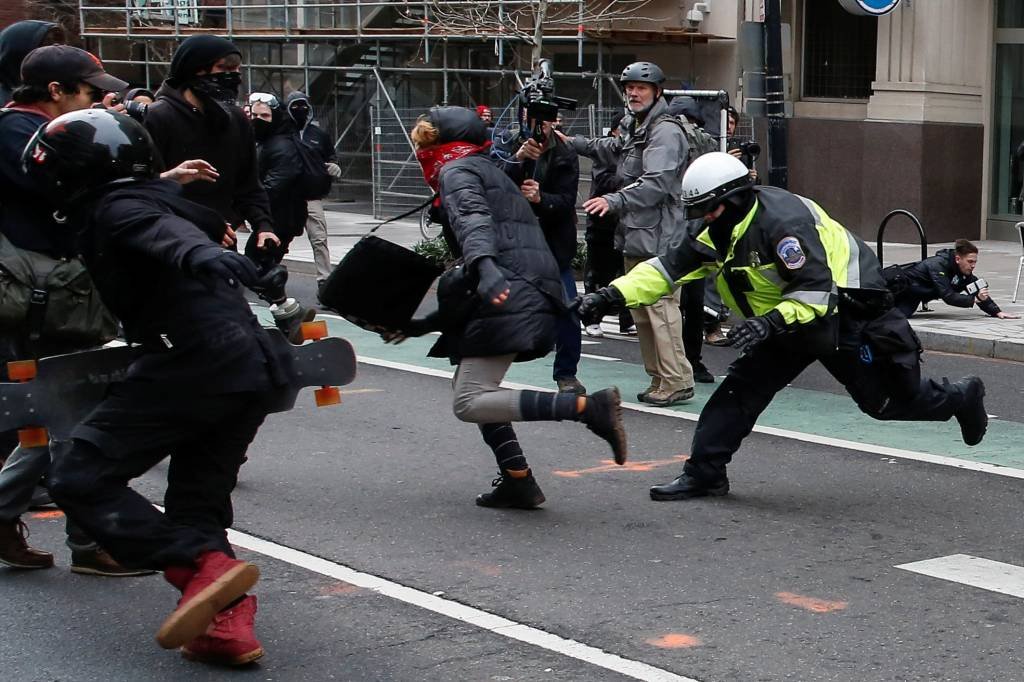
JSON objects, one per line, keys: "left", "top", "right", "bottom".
{"left": 48, "top": 382, "right": 271, "bottom": 570}
{"left": 683, "top": 336, "right": 962, "bottom": 483}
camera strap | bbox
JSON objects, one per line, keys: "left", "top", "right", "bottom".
{"left": 365, "top": 194, "right": 438, "bottom": 237}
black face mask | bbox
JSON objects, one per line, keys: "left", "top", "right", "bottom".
{"left": 289, "top": 104, "right": 310, "bottom": 127}
{"left": 190, "top": 71, "right": 242, "bottom": 104}
{"left": 251, "top": 118, "right": 273, "bottom": 141}
{"left": 707, "top": 190, "right": 755, "bottom": 254}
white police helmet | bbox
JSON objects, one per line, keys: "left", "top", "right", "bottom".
{"left": 681, "top": 151, "right": 754, "bottom": 220}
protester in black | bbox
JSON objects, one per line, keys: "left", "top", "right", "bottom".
{"left": 31, "top": 108, "right": 282, "bottom": 666}
{"left": 390, "top": 106, "right": 627, "bottom": 510}
{"left": 144, "top": 35, "right": 312, "bottom": 340}
{"left": 0, "top": 45, "right": 138, "bottom": 575}
{"left": 248, "top": 94, "right": 307, "bottom": 257}
{"left": 0, "top": 19, "right": 60, "bottom": 105}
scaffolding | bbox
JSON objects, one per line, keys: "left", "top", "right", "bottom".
{"left": 78, "top": 0, "right": 728, "bottom": 217}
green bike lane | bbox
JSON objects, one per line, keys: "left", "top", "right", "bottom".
{"left": 258, "top": 307, "right": 1024, "bottom": 474}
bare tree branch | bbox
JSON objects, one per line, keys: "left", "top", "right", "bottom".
{"left": 401, "top": 0, "right": 654, "bottom": 67}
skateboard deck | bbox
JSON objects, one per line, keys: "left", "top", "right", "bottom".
{"left": 1, "top": 322, "right": 355, "bottom": 446}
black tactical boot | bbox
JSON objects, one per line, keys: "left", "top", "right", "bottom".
{"left": 953, "top": 376, "right": 987, "bottom": 446}
{"left": 475, "top": 470, "right": 545, "bottom": 509}
{"left": 581, "top": 387, "right": 628, "bottom": 465}
{"left": 649, "top": 472, "right": 729, "bottom": 501}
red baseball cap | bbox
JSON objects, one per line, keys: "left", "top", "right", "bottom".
{"left": 21, "top": 45, "right": 128, "bottom": 92}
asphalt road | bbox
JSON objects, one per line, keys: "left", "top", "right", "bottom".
{"left": 2, "top": 271, "right": 1023, "bottom": 681}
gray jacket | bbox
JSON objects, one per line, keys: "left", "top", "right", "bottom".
{"left": 571, "top": 98, "right": 688, "bottom": 258}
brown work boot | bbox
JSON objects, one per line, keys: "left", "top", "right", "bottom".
{"left": 71, "top": 547, "right": 157, "bottom": 577}
{"left": 0, "top": 518, "right": 54, "bottom": 569}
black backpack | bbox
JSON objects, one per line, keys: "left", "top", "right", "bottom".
{"left": 292, "top": 133, "right": 332, "bottom": 200}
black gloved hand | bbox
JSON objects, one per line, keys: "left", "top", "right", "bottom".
{"left": 574, "top": 286, "right": 626, "bottom": 326}
{"left": 726, "top": 309, "right": 786, "bottom": 352}
{"left": 475, "top": 257, "right": 511, "bottom": 306}
{"left": 186, "top": 248, "right": 260, "bottom": 290}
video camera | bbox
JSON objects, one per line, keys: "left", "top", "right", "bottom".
{"left": 519, "top": 59, "right": 577, "bottom": 143}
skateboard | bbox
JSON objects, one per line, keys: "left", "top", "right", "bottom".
{"left": 1, "top": 321, "right": 355, "bottom": 447}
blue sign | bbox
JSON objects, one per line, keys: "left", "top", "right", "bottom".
{"left": 838, "top": 0, "right": 901, "bottom": 16}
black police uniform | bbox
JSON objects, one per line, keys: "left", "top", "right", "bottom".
{"left": 892, "top": 248, "right": 1002, "bottom": 318}
{"left": 47, "top": 179, "right": 290, "bottom": 569}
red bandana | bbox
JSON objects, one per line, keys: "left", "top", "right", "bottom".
{"left": 416, "top": 140, "right": 492, "bottom": 193}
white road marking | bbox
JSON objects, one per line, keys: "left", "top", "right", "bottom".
{"left": 580, "top": 353, "right": 620, "bottom": 362}
{"left": 356, "top": 355, "right": 1024, "bottom": 482}
{"left": 580, "top": 339, "right": 601, "bottom": 346}
{"left": 227, "top": 527, "right": 697, "bottom": 682}
{"left": 895, "top": 554, "right": 1024, "bottom": 599}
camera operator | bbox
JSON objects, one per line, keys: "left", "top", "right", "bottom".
{"left": 726, "top": 106, "right": 760, "bottom": 178}
{"left": 888, "top": 240, "right": 1019, "bottom": 319}
{"left": 495, "top": 97, "right": 585, "bottom": 395}
{"left": 111, "top": 86, "right": 154, "bottom": 122}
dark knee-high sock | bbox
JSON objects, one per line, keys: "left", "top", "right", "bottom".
{"left": 518, "top": 391, "right": 581, "bottom": 422}
{"left": 479, "top": 423, "right": 528, "bottom": 471}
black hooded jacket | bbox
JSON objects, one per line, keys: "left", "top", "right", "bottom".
{"left": 285, "top": 91, "right": 335, "bottom": 164}
{"left": 75, "top": 179, "right": 287, "bottom": 394}
{"left": 255, "top": 106, "right": 308, "bottom": 238}
{"left": 143, "top": 36, "right": 273, "bottom": 234}
{"left": 895, "top": 248, "right": 1001, "bottom": 317}
{"left": 426, "top": 106, "right": 561, "bottom": 363}
{"left": 0, "top": 20, "right": 56, "bottom": 104}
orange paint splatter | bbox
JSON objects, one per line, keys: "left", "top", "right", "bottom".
{"left": 553, "top": 454, "right": 689, "bottom": 478}
{"left": 451, "top": 560, "right": 502, "bottom": 577}
{"left": 30, "top": 510, "right": 64, "bottom": 520}
{"left": 646, "top": 633, "right": 701, "bottom": 649}
{"left": 775, "top": 591, "right": 848, "bottom": 613}
{"left": 320, "top": 581, "right": 363, "bottom": 596}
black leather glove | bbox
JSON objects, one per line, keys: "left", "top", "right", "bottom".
{"left": 186, "top": 248, "right": 260, "bottom": 290}
{"left": 475, "top": 257, "right": 511, "bottom": 305}
{"left": 574, "top": 286, "right": 626, "bottom": 326}
{"left": 726, "top": 309, "right": 786, "bottom": 352}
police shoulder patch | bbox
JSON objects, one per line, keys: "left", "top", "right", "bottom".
{"left": 776, "top": 236, "right": 806, "bottom": 270}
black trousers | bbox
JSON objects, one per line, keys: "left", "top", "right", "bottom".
{"left": 678, "top": 280, "right": 705, "bottom": 366}
{"left": 48, "top": 382, "right": 271, "bottom": 570}
{"left": 584, "top": 233, "right": 633, "bottom": 330}
{"left": 683, "top": 337, "right": 962, "bottom": 482}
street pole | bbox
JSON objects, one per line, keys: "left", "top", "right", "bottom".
{"left": 764, "top": 0, "right": 787, "bottom": 188}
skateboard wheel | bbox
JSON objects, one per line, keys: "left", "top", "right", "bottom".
{"left": 314, "top": 386, "right": 341, "bottom": 407}
{"left": 7, "top": 360, "right": 37, "bottom": 381}
{"left": 17, "top": 427, "right": 48, "bottom": 448}
{"left": 300, "top": 320, "right": 328, "bottom": 342}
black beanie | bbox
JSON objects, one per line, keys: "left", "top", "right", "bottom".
{"left": 168, "top": 35, "right": 241, "bottom": 82}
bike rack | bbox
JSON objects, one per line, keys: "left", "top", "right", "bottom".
{"left": 876, "top": 209, "right": 929, "bottom": 311}
{"left": 876, "top": 209, "right": 927, "bottom": 267}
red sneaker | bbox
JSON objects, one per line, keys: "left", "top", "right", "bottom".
{"left": 156, "top": 551, "right": 259, "bottom": 650}
{"left": 181, "top": 595, "right": 264, "bottom": 666}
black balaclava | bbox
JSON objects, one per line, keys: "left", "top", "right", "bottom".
{"left": 252, "top": 102, "right": 293, "bottom": 142}
{"left": 285, "top": 91, "right": 311, "bottom": 131}
{"left": 168, "top": 35, "right": 242, "bottom": 128}
{"left": 707, "top": 189, "right": 756, "bottom": 256}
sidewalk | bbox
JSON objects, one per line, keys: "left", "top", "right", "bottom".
{"left": 283, "top": 208, "right": 1024, "bottom": 363}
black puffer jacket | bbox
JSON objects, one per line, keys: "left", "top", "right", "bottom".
{"left": 427, "top": 106, "right": 561, "bottom": 364}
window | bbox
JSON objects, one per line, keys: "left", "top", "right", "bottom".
{"left": 802, "top": 0, "right": 877, "bottom": 99}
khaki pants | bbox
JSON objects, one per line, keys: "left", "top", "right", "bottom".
{"left": 305, "top": 199, "right": 332, "bottom": 283}
{"left": 624, "top": 256, "right": 693, "bottom": 393}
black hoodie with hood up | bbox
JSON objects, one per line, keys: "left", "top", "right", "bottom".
{"left": 143, "top": 35, "right": 273, "bottom": 235}
{"left": 284, "top": 91, "right": 335, "bottom": 165}
{"left": 0, "top": 20, "right": 57, "bottom": 105}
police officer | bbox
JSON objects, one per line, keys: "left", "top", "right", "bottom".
{"left": 27, "top": 109, "right": 287, "bottom": 665}
{"left": 571, "top": 61, "right": 695, "bottom": 407}
{"left": 577, "top": 152, "right": 988, "bottom": 499}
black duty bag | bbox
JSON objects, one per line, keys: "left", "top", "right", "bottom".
{"left": 293, "top": 134, "right": 333, "bottom": 200}
{"left": 319, "top": 235, "right": 442, "bottom": 332}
